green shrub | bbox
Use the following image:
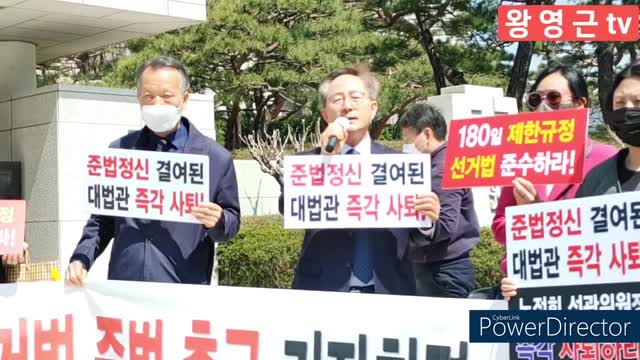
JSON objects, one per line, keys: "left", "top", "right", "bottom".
{"left": 217, "top": 215, "right": 504, "bottom": 290}
{"left": 217, "top": 215, "right": 303, "bottom": 288}
{"left": 471, "top": 227, "right": 506, "bottom": 289}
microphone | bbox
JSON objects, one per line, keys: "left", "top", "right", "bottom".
{"left": 325, "top": 117, "right": 350, "bottom": 153}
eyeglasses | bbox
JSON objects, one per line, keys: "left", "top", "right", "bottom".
{"left": 327, "top": 91, "right": 369, "bottom": 107}
{"left": 526, "top": 90, "right": 569, "bottom": 110}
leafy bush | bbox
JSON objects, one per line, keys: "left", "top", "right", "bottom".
{"left": 471, "top": 227, "right": 506, "bottom": 289}
{"left": 217, "top": 216, "right": 303, "bottom": 288}
{"left": 217, "top": 215, "right": 504, "bottom": 290}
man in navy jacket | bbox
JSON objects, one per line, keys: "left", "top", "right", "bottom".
{"left": 280, "top": 66, "right": 441, "bottom": 295}
{"left": 400, "top": 103, "right": 480, "bottom": 298}
{"left": 66, "top": 56, "right": 240, "bottom": 285}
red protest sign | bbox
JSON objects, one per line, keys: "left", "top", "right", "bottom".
{"left": 442, "top": 108, "right": 588, "bottom": 189}
{"left": 0, "top": 200, "right": 26, "bottom": 255}
{"left": 498, "top": 5, "right": 639, "bottom": 42}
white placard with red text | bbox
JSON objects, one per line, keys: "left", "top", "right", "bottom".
{"left": 283, "top": 154, "right": 431, "bottom": 229}
{"left": 84, "top": 148, "right": 209, "bottom": 223}
{"left": 506, "top": 191, "right": 640, "bottom": 288}
{"left": 0, "top": 281, "right": 507, "bottom": 359}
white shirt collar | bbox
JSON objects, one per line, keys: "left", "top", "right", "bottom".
{"left": 342, "top": 134, "right": 372, "bottom": 155}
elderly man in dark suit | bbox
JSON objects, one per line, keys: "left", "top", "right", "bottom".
{"left": 66, "top": 56, "right": 240, "bottom": 286}
{"left": 280, "top": 66, "right": 440, "bottom": 295}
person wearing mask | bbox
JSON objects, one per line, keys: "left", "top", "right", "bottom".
{"left": 399, "top": 103, "right": 480, "bottom": 298}
{"left": 65, "top": 56, "right": 241, "bottom": 286}
{"left": 501, "top": 64, "right": 639, "bottom": 300}
{"left": 492, "top": 64, "right": 617, "bottom": 277}
{"left": 575, "top": 63, "right": 640, "bottom": 196}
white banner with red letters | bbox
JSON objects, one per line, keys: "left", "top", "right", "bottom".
{"left": 506, "top": 191, "right": 640, "bottom": 288}
{"left": 283, "top": 154, "right": 431, "bottom": 229}
{"left": 0, "top": 281, "right": 507, "bottom": 359}
{"left": 84, "top": 148, "right": 209, "bottom": 224}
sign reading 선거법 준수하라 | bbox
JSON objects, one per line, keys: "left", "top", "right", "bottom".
{"left": 443, "top": 108, "right": 589, "bottom": 189}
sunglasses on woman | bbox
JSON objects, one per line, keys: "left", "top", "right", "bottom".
{"left": 526, "top": 90, "right": 569, "bottom": 110}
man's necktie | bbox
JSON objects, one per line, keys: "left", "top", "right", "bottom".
{"left": 346, "top": 148, "right": 374, "bottom": 283}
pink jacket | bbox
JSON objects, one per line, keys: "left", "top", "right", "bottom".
{"left": 492, "top": 140, "right": 618, "bottom": 274}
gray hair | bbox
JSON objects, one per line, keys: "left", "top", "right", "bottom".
{"left": 318, "top": 65, "right": 380, "bottom": 107}
{"left": 136, "top": 56, "right": 190, "bottom": 96}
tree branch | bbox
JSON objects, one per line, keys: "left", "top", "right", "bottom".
{"left": 370, "top": 96, "right": 420, "bottom": 139}
{"left": 240, "top": 119, "right": 320, "bottom": 188}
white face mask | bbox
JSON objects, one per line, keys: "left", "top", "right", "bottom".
{"left": 534, "top": 102, "right": 577, "bottom": 112}
{"left": 141, "top": 104, "right": 181, "bottom": 133}
{"left": 402, "top": 143, "right": 419, "bottom": 154}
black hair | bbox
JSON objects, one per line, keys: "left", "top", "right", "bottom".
{"left": 398, "top": 103, "right": 447, "bottom": 141}
{"left": 606, "top": 63, "right": 640, "bottom": 112}
{"left": 529, "top": 64, "right": 589, "bottom": 106}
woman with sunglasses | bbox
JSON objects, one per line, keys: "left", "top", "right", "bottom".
{"left": 491, "top": 64, "right": 618, "bottom": 279}
{"left": 502, "top": 63, "right": 640, "bottom": 300}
